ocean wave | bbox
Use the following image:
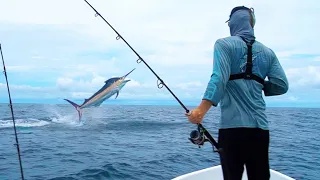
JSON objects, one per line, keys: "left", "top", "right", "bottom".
{"left": 106, "top": 120, "right": 186, "bottom": 131}
{"left": 49, "top": 163, "right": 136, "bottom": 180}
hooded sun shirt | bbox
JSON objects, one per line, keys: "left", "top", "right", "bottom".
{"left": 202, "top": 9, "right": 289, "bottom": 130}
{"left": 229, "top": 9, "right": 256, "bottom": 42}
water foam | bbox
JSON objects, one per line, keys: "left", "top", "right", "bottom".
{"left": 43, "top": 104, "right": 85, "bottom": 126}
{"left": 51, "top": 114, "right": 84, "bottom": 126}
{"left": 0, "top": 118, "right": 50, "bottom": 128}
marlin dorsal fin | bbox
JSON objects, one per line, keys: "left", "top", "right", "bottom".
{"left": 84, "top": 98, "right": 89, "bottom": 103}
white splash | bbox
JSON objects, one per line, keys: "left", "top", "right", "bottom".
{"left": 0, "top": 118, "right": 50, "bottom": 128}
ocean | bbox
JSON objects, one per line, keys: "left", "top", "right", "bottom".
{"left": 0, "top": 104, "right": 319, "bottom": 180}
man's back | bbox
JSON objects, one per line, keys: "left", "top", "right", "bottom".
{"left": 212, "top": 36, "right": 288, "bottom": 130}
{"left": 202, "top": 7, "right": 288, "bottom": 130}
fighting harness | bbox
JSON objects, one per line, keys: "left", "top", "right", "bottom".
{"left": 226, "top": 6, "right": 265, "bottom": 86}
{"left": 228, "top": 37, "right": 265, "bottom": 86}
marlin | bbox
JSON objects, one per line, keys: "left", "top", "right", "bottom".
{"left": 64, "top": 68, "right": 135, "bottom": 121}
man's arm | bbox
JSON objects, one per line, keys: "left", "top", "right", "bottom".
{"left": 263, "top": 50, "right": 289, "bottom": 96}
{"left": 201, "top": 39, "right": 231, "bottom": 108}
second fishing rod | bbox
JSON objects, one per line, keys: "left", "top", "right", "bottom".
{"left": 83, "top": 0, "right": 220, "bottom": 152}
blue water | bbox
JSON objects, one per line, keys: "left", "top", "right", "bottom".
{"left": 0, "top": 104, "right": 319, "bottom": 180}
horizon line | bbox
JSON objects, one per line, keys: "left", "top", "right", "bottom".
{"left": 0, "top": 101, "right": 318, "bottom": 109}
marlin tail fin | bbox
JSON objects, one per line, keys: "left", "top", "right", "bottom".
{"left": 64, "top": 99, "right": 83, "bottom": 121}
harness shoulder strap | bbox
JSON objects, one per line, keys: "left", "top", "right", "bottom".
{"left": 229, "top": 37, "right": 265, "bottom": 85}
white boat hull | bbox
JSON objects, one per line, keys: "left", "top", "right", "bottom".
{"left": 172, "top": 165, "right": 295, "bottom": 180}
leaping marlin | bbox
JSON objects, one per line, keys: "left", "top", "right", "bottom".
{"left": 64, "top": 68, "right": 135, "bottom": 121}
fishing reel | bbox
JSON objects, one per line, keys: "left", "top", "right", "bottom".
{"left": 188, "top": 124, "right": 219, "bottom": 152}
{"left": 189, "top": 125, "right": 209, "bottom": 148}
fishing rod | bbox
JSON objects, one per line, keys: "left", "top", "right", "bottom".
{"left": 83, "top": 0, "right": 220, "bottom": 152}
{"left": 0, "top": 43, "right": 25, "bottom": 180}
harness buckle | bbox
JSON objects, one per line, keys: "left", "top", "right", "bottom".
{"left": 244, "top": 74, "right": 251, "bottom": 79}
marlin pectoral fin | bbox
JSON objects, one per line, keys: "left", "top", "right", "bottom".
{"left": 115, "top": 90, "right": 119, "bottom": 99}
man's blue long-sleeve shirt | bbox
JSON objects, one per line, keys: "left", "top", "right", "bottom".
{"left": 203, "top": 36, "right": 289, "bottom": 130}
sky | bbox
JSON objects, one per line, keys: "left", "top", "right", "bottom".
{"left": 0, "top": 0, "right": 319, "bottom": 108}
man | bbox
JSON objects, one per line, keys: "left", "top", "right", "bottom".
{"left": 186, "top": 6, "right": 289, "bottom": 180}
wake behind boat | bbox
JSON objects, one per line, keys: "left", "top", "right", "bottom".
{"left": 172, "top": 165, "right": 295, "bottom": 180}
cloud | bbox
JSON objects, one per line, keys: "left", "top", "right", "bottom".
{"left": 56, "top": 73, "right": 108, "bottom": 92}
{"left": 6, "top": 65, "right": 36, "bottom": 72}
{"left": 0, "top": 83, "right": 56, "bottom": 99}
{"left": 314, "top": 57, "right": 320, "bottom": 62}
{"left": 264, "top": 94, "right": 301, "bottom": 107}
{"left": 175, "top": 81, "right": 204, "bottom": 91}
{"left": 71, "top": 92, "right": 93, "bottom": 99}
{"left": 288, "top": 96, "right": 298, "bottom": 101}
{"left": 3, "top": 0, "right": 318, "bottom": 65}
{"left": 31, "top": 56, "right": 43, "bottom": 59}
{"left": 286, "top": 66, "right": 320, "bottom": 90}
{"left": 0, "top": 0, "right": 319, "bottom": 107}
{"left": 56, "top": 77, "right": 74, "bottom": 91}
{"left": 125, "top": 79, "right": 141, "bottom": 88}
{"left": 116, "top": 92, "right": 172, "bottom": 100}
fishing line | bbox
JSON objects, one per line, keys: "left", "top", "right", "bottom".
{"left": 0, "top": 43, "right": 25, "bottom": 180}
{"left": 83, "top": 0, "right": 220, "bottom": 152}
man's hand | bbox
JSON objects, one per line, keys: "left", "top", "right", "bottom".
{"left": 185, "top": 108, "right": 206, "bottom": 124}
{"left": 185, "top": 99, "right": 214, "bottom": 124}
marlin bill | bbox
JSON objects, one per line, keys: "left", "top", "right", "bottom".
{"left": 64, "top": 68, "right": 135, "bottom": 121}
